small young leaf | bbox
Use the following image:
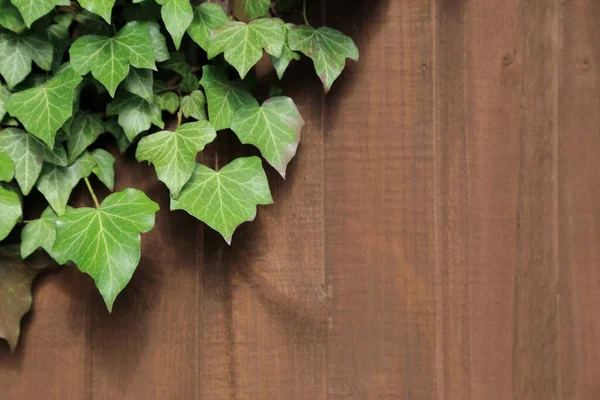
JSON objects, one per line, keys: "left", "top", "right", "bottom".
{"left": 90, "top": 149, "right": 115, "bottom": 191}
{"left": 288, "top": 25, "right": 359, "bottom": 92}
{"left": 78, "top": 0, "right": 117, "bottom": 24}
{"left": 156, "top": 0, "right": 194, "bottom": 50}
{"left": 0, "top": 246, "right": 55, "bottom": 352}
{"left": 0, "top": 185, "right": 21, "bottom": 241}
{"left": 231, "top": 96, "right": 304, "bottom": 178}
{"left": 123, "top": 67, "right": 154, "bottom": 102}
{"left": 66, "top": 113, "right": 105, "bottom": 164}
{"left": 181, "top": 90, "right": 207, "bottom": 121}
{"left": 70, "top": 21, "right": 156, "bottom": 96}
{"left": 171, "top": 156, "right": 273, "bottom": 244}
{"left": 5, "top": 66, "right": 83, "bottom": 149}
{"left": 0, "top": 30, "right": 53, "bottom": 89}
{"left": 106, "top": 91, "right": 165, "bottom": 141}
{"left": 154, "top": 91, "right": 180, "bottom": 114}
{"left": 36, "top": 153, "right": 97, "bottom": 216}
{"left": 200, "top": 65, "right": 257, "bottom": 131}
{"left": 271, "top": 23, "right": 300, "bottom": 79}
{"left": 0, "top": 152, "right": 14, "bottom": 182}
{"left": 0, "top": 0, "right": 25, "bottom": 33}
{"left": 137, "top": 121, "right": 216, "bottom": 198}
{"left": 0, "top": 128, "right": 48, "bottom": 195}
{"left": 53, "top": 189, "right": 159, "bottom": 311}
{"left": 20, "top": 207, "right": 57, "bottom": 259}
{"left": 208, "top": 18, "right": 285, "bottom": 79}
{"left": 148, "top": 22, "right": 170, "bottom": 62}
{"left": 187, "top": 2, "right": 229, "bottom": 52}
{"left": 9, "top": 0, "right": 69, "bottom": 27}
{"left": 231, "top": 0, "right": 271, "bottom": 22}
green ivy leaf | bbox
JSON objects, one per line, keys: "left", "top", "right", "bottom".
{"left": 70, "top": 21, "right": 156, "bottom": 96}
{"left": 0, "top": 246, "right": 54, "bottom": 352}
{"left": 154, "top": 91, "right": 179, "bottom": 114}
{"left": 0, "top": 185, "right": 21, "bottom": 241}
{"left": 41, "top": 142, "right": 68, "bottom": 167}
{"left": 271, "top": 23, "right": 300, "bottom": 79}
{"left": 123, "top": 67, "right": 154, "bottom": 102}
{"left": 90, "top": 148, "right": 115, "bottom": 191}
{"left": 106, "top": 91, "right": 165, "bottom": 141}
{"left": 105, "top": 117, "right": 132, "bottom": 154}
{"left": 66, "top": 113, "right": 105, "bottom": 164}
{"left": 0, "top": 128, "right": 47, "bottom": 195}
{"left": 36, "top": 152, "right": 97, "bottom": 216}
{"left": 231, "top": 0, "right": 270, "bottom": 22}
{"left": 0, "top": 152, "right": 14, "bottom": 182}
{"left": 53, "top": 188, "right": 159, "bottom": 311}
{"left": 231, "top": 96, "right": 303, "bottom": 178}
{"left": 187, "top": 2, "right": 229, "bottom": 52}
{"left": 181, "top": 90, "right": 207, "bottom": 121}
{"left": 171, "top": 156, "right": 272, "bottom": 244}
{"left": 288, "top": 25, "right": 359, "bottom": 92}
{"left": 9, "top": 0, "right": 69, "bottom": 27}
{"left": 78, "top": 0, "right": 116, "bottom": 24}
{"left": 0, "top": 84, "right": 9, "bottom": 121}
{"left": 208, "top": 18, "right": 285, "bottom": 79}
{"left": 200, "top": 65, "right": 257, "bottom": 131}
{"left": 148, "top": 22, "right": 170, "bottom": 62}
{"left": 0, "top": 0, "right": 25, "bottom": 33}
{"left": 137, "top": 121, "right": 216, "bottom": 198}
{"left": 47, "top": 24, "right": 70, "bottom": 72}
{"left": 0, "top": 30, "right": 53, "bottom": 89}
{"left": 156, "top": 0, "right": 193, "bottom": 50}
{"left": 5, "top": 66, "right": 82, "bottom": 149}
{"left": 20, "top": 207, "right": 57, "bottom": 259}
{"left": 161, "top": 52, "right": 199, "bottom": 92}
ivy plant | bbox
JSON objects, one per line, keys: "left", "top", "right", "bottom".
{"left": 0, "top": 0, "right": 358, "bottom": 352}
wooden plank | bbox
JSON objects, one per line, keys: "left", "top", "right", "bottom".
{"left": 325, "top": 0, "right": 438, "bottom": 398}
{"left": 559, "top": 1, "right": 600, "bottom": 398}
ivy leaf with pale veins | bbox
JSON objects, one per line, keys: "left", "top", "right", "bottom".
{"left": 147, "top": 22, "right": 170, "bottom": 62}
{"left": 208, "top": 18, "right": 285, "bottom": 79}
{"left": 271, "top": 23, "right": 300, "bottom": 79}
{"left": 0, "top": 185, "right": 21, "bottom": 241}
{"left": 53, "top": 189, "right": 159, "bottom": 311}
{"left": 200, "top": 65, "right": 257, "bottom": 131}
{"left": 137, "top": 121, "right": 216, "bottom": 198}
{"left": 106, "top": 91, "right": 165, "bottom": 141}
{"left": 187, "top": 2, "right": 229, "bottom": 52}
{"left": 0, "top": 0, "right": 25, "bottom": 33}
{"left": 181, "top": 90, "right": 207, "bottom": 121}
{"left": 5, "top": 66, "right": 82, "bottom": 149}
{"left": 0, "top": 152, "right": 14, "bottom": 182}
{"left": 156, "top": 0, "right": 193, "bottom": 50}
{"left": 0, "top": 30, "right": 53, "bottom": 89}
{"left": 90, "top": 149, "right": 115, "bottom": 191}
{"left": 171, "top": 156, "right": 273, "bottom": 244}
{"left": 231, "top": 96, "right": 303, "bottom": 178}
{"left": 70, "top": 21, "right": 156, "bottom": 96}
{"left": 123, "top": 67, "right": 154, "bottom": 102}
{"left": 66, "top": 113, "right": 105, "bottom": 164}
{"left": 9, "top": 0, "right": 69, "bottom": 27}
{"left": 0, "top": 128, "right": 46, "bottom": 195}
{"left": 154, "top": 91, "right": 179, "bottom": 114}
{"left": 0, "top": 246, "right": 55, "bottom": 352}
{"left": 288, "top": 25, "right": 359, "bottom": 92}
{"left": 0, "top": 84, "right": 9, "bottom": 121}
{"left": 21, "top": 207, "right": 57, "bottom": 259}
{"left": 231, "top": 0, "right": 270, "bottom": 22}
{"left": 36, "top": 152, "right": 97, "bottom": 216}
{"left": 78, "top": 0, "right": 117, "bottom": 24}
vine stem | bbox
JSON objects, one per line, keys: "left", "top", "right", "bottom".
{"left": 84, "top": 177, "right": 100, "bottom": 208}
{"left": 303, "top": 0, "right": 310, "bottom": 26}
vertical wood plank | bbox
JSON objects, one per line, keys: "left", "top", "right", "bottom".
{"left": 559, "top": 1, "right": 600, "bottom": 398}
{"left": 325, "top": 0, "right": 438, "bottom": 398}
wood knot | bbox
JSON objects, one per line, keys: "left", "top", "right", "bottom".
{"left": 577, "top": 56, "right": 591, "bottom": 71}
{"left": 502, "top": 51, "right": 515, "bottom": 67}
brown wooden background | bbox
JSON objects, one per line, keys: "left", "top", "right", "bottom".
{"left": 2, "top": 0, "right": 600, "bottom": 398}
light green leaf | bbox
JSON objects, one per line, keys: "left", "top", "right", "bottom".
{"left": 9, "top": 0, "right": 69, "bottom": 27}
{"left": 148, "top": 22, "right": 170, "bottom": 62}
{"left": 271, "top": 23, "right": 300, "bottom": 79}
{"left": 5, "top": 66, "right": 82, "bottom": 149}
{"left": 200, "top": 65, "right": 257, "bottom": 131}
{"left": 0, "top": 84, "right": 9, "bottom": 120}
{"left": 70, "top": 21, "right": 156, "bottom": 96}
{"left": 66, "top": 113, "right": 105, "bottom": 164}
{"left": 231, "top": 0, "right": 270, "bottom": 22}
{"left": 53, "top": 188, "right": 159, "bottom": 311}
{"left": 137, "top": 121, "right": 216, "bottom": 198}
{"left": 0, "top": 185, "right": 21, "bottom": 241}
{"left": 78, "top": 0, "right": 116, "bottom": 23}
{"left": 231, "top": 96, "right": 303, "bottom": 177}
{"left": 154, "top": 91, "right": 180, "bottom": 114}
{"left": 123, "top": 67, "right": 154, "bottom": 102}
{"left": 288, "top": 25, "right": 359, "bottom": 92}
{"left": 0, "top": 128, "right": 47, "bottom": 195}
{"left": 161, "top": 52, "right": 199, "bottom": 92}
{"left": 187, "top": 2, "right": 229, "bottom": 52}
{"left": 90, "top": 149, "right": 115, "bottom": 191}
{"left": 0, "top": 152, "right": 14, "bottom": 182}
{"left": 0, "top": 0, "right": 25, "bottom": 33}
{"left": 208, "top": 18, "right": 285, "bottom": 79}
{"left": 36, "top": 152, "right": 97, "bottom": 216}
{"left": 106, "top": 91, "right": 165, "bottom": 141}
{"left": 181, "top": 90, "right": 207, "bottom": 121}
{"left": 156, "top": 0, "right": 193, "bottom": 50}
{"left": 20, "top": 207, "right": 57, "bottom": 259}
{"left": 105, "top": 117, "right": 132, "bottom": 153}
{"left": 171, "top": 156, "right": 272, "bottom": 244}
{"left": 0, "top": 30, "right": 53, "bottom": 89}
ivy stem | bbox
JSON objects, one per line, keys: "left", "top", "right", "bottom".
{"left": 303, "top": 0, "right": 310, "bottom": 26}
{"left": 177, "top": 108, "right": 183, "bottom": 128}
{"left": 84, "top": 177, "right": 100, "bottom": 208}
